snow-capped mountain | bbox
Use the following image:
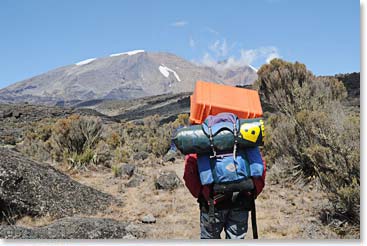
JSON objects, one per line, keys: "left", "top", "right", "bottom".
{"left": 0, "top": 50, "right": 258, "bottom": 105}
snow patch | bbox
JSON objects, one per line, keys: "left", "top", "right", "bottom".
{"left": 75, "top": 58, "right": 96, "bottom": 66}
{"left": 158, "top": 65, "right": 181, "bottom": 82}
{"left": 249, "top": 64, "right": 258, "bottom": 72}
{"left": 110, "top": 50, "right": 145, "bottom": 57}
{"left": 159, "top": 66, "right": 170, "bottom": 77}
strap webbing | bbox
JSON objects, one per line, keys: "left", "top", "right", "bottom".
{"left": 208, "top": 189, "right": 215, "bottom": 224}
{"left": 208, "top": 126, "right": 217, "bottom": 158}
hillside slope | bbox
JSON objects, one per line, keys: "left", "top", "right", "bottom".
{"left": 0, "top": 51, "right": 257, "bottom": 105}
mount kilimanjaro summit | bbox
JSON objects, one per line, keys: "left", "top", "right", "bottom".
{"left": 0, "top": 50, "right": 258, "bottom": 105}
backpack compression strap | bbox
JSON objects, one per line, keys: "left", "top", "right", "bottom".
{"left": 208, "top": 126, "right": 217, "bottom": 158}
{"left": 208, "top": 188, "right": 216, "bottom": 224}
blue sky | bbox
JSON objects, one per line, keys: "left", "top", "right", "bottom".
{"left": 0, "top": 0, "right": 360, "bottom": 88}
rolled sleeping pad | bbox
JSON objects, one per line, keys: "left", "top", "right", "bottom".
{"left": 173, "top": 118, "right": 264, "bottom": 155}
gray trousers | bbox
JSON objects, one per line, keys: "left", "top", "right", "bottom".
{"left": 200, "top": 208, "right": 249, "bottom": 239}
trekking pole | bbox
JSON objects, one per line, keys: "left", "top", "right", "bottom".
{"left": 251, "top": 194, "right": 258, "bottom": 239}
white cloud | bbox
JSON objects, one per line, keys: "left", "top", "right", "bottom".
{"left": 265, "top": 52, "right": 279, "bottom": 63}
{"left": 189, "top": 37, "right": 196, "bottom": 48}
{"left": 209, "top": 39, "right": 229, "bottom": 57}
{"left": 200, "top": 53, "right": 217, "bottom": 68}
{"left": 206, "top": 27, "right": 220, "bottom": 35}
{"left": 171, "top": 20, "right": 188, "bottom": 27}
{"left": 240, "top": 46, "right": 280, "bottom": 65}
{"left": 198, "top": 46, "right": 280, "bottom": 71}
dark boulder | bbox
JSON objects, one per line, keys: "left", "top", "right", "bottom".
{"left": 12, "top": 110, "right": 22, "bottom": 119}
{"left": 0, "top": 148, "right": 115, "bottom": 222}
{"left": 0, "top": 217, "right": 146, "bottom": 239}
{"left": 0, "top": 110, "right": 13, "bottom": 119}
{"left": 133, "top": 151, "right": 149, "bottom": 161}
{"left": 126, "top": 175, "right": 145, "bottom": 188}
{"left": 162, "top": 149, "right": 177, "bottom": 162}
{"left": 155, "top": 171, "right": 182, "bottom": 190}
{"left": 113, "top": 163, "right": 135, "bottom": 178}
{"left": 122, "top": 164, "right": 135, "bottom": 177}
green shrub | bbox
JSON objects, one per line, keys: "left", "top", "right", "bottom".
{"left": 106, "top": 131, "right": 123, "bottom": 149}
{"left": 52, "top": 115, "right": 102, "bottom": 157}
{"left": 19, "top": 120, "right": 54, "bottom": 162}
{"left": 19, "top": 112, "right": 190, "bottom": 170}
{"left": 256, "top": 59, "right": 360, "bottom": 232}
{"left": 50, "top": 115, "right": 102, "bottom": 168}
{"left": 111, "top": 164, "right": 122, "bottom": 178}
{"left": 148, "top": 136, "right": 169, "bottom": 157}
{"left": 21, "top": 115, "right": 103, "bottom": 169}
{"left": 67, "top": 147, "right": 96, "bottom": 169}
{"left": 174, "top": 113, "right": 190, "bottom": 127}
{"left": 112, "top": 114, "right": 174, "bottom": 158}
{"left": 113, "top": 147, "right": 131, "bottom": 163}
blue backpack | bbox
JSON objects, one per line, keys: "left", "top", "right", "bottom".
{"left": 196, "top": 112, "right": 264, "bottom": 239}
{"left": 197, "top": 113, "right": 264, "bottom": 193}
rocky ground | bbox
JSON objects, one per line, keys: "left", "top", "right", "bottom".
{"left": 0, "top": 147, "right": 342, "bottom": 239}
{"left": 0, "top": 92, "right": 190, "bottom": 146}
{"left": 55, "top": 158, "right": 341, "bottom": 239}
{"left": 75, "top": 92, "right": 191, "bottom": 117}
{"left": 0, "top": 147, "right": 146, "bottom": 239}
{"left": 0, "top": 147, "right": 115, "bottom": 221}
{"left": 0, "top": 217, "right": 145, "bottom": 239}
{"left": 0, "top": 78, "right": 360, "bottom": 239}
{"left": 0, "top": 103, "right": 114, "bottom": 145}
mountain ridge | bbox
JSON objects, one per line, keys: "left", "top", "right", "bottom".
{"left": 0, "top": 50, "right": 258, "bottom": 105}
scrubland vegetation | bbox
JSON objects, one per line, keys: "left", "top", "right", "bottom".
{"left": 19, "top": 112, "right": 189, "bottom": 169}
{"left": 255, "top": 59, "right": 359, "bottom": 235}
{"left": 11, "top": 59, "right": 359, "bottom": 238}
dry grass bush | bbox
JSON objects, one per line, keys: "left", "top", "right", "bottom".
{"left": 51, "top": 115, "right": 103, "bottom": 168}
{"left": 94, "top": 140, "right": 112, "bottom": 167}
{"left": 255, "top": 59, "right": 360, "bottom": 234}
{"left": 20, "top": 112, "right": 189, "bottom": 171}
{"left": 20, "top": 115, "right": 104, "bottom": 169}
{"left": 109, "top": 114, "right": 189, "bottom": 161}
{"left": 52, "top": 115, "right": 102, "bottom": 155}
{"left": 20, "top": 119, "right": 55, "bottom": 162}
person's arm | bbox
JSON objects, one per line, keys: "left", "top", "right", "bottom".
{"left": 183, "top": 154, "right": 202, "bottom": 198}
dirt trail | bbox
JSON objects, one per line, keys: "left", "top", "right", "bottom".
{"left": 47, "top": 157, "right": 339, "bottom": 239}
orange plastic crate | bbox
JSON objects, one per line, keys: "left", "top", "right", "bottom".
{"left": 189, "top": 81, "right": 263, "bottom": 124}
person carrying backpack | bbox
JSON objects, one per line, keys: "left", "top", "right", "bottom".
{"left": 177, "top": 113, "right": 266, "bottom": 239}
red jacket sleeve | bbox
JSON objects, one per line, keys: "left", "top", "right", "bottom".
{"left": 183, "top": 154, "right": 211, "bottom": 200}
